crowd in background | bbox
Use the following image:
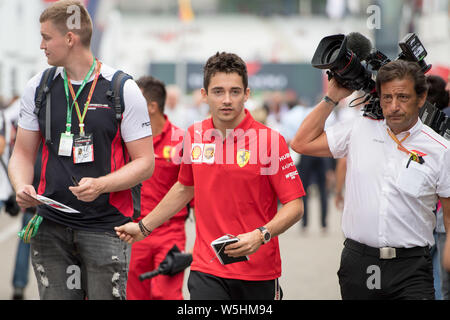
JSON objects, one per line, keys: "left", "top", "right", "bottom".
{"left": 1, "top": 71, "right": 449, "bottom": 299}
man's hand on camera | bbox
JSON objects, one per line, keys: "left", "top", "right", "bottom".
{"left": 326, "top": 78, "right": 354, "bottom": 103}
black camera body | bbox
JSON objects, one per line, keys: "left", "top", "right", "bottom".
{"left": 419, "top": 101, "right": 450, "bottom": 139}
{"left": 311, "top": 32, "right": 448, "bottom": 140}
{"left": 311, "top": 34, "right": 374, "bottom": 93}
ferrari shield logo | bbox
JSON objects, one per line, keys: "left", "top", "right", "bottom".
{"left": 163, "top": 146, "right": 172, "bottom": 159}
{"left": 237, "top": 149, "right": 250, "bottom": 168}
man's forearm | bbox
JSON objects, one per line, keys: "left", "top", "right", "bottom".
{"left": 8, "top": 130, "right": 40, "bottom": 192}
{"left": 290, "top": 78, "right": 353, "bottom": 156}
{"left": 93, "top": 135, "right": 155, "bottom": 194}
{"left": 440, "top": 197, "right": 450, "bottom": 271}
{"left": 97, "top": 156, "right": 154, "bottom": 193}
{"left": 291, "top": 99, "right": 334, "bottom": 152}
{"left": 441, "top": 197, "right": 450, "bottom": 233}
{"left": 8, "top": 153, "right": 35, "bottom": 192}
{"left": 265, "top": 198, "right": 303, "bottom": 238}
{"left": 142, "top": 181, "right": 194, "bottom": 231}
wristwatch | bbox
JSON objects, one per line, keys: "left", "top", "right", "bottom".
{"left": 257, "top": 227, "right": 271, "bottom": 244}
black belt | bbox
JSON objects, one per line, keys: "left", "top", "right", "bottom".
{"left": 344, "top": 238, "right": 430, "bottom": 260}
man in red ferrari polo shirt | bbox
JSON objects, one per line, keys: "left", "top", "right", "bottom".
{"left": 126, "top": 76, "right": 188, "bottom": 300}
{"left": 116, "top": 52, "right": 305, "bottom": 300}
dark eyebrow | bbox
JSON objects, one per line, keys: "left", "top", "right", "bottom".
{"left": 210, "top": 86, "right": 243, "bottom": 91}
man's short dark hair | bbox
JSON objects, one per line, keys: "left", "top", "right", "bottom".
{"left": 136, "top": 76, "right": 167, "bottom": 114}
{"left": 426, "top": 75, "right": 449, "bottom": 110}
{"left": 203, "top": 52, "right": 248, "bottom": 92}
{"left": 376, "top": 60, "right": 428, "bottom": 97}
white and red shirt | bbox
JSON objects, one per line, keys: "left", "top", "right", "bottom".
{"left": 17, "top": 63, "right": 152, "bottom": 231}
{"left": 178, "top": 109, "right": 305, "bottom": 281}
{"left": 326, "top": 116, "right": 450, "bottom": 248}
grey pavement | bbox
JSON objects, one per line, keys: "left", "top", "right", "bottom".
{"left": 0, "top": 186, "right": 344, "bottom": 300}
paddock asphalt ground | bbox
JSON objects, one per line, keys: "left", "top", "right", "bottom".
{"left": 0, "top": 185, "right": 343, "bottom": 300}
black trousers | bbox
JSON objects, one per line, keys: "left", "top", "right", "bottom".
{"left": 297, "top": 155, "right": 329, "bottom": 228}
{"left": 188, "top": 270, "right": 282, "bottom": 300}
{"left": 338, "top": 239, "right": 435, "bottom": 300}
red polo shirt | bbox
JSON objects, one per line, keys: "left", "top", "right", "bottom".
{"left": 138, "top": 117, "right": 188, "bottom": 234}
{"left": 178, "top": 109, "right": 305, "bottom": 281}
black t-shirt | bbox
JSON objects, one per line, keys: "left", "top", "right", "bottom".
{"left": 18, "top": 64, "right": 152, "bottom": 232}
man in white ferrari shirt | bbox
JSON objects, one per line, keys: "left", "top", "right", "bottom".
{"left": 291, "top": 60, "right": 450, "bottom": 300}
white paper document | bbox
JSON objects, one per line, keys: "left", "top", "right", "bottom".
{"left": 24, "top": 192, "right": 80, "bottom": 213}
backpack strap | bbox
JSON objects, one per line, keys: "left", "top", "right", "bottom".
{"left": 107, "top": 70, "right": 133, "bottom": 122}
{"left": 106, "top": 70, "right": 141, "bottom": 220}
{"left": 34, "top": 67, "right": 57, "bottom": 145}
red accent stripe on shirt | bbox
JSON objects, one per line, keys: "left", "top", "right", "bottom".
{"left": 37, "top": 140, "right": 49, "bottom": 194}
{"left": 421, "top": 130, "right": 447, "bottom": 149}
{"left": 108, "top": 127, "right": 133, "bottom": 218}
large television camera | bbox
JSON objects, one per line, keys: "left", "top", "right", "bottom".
{"left": 311, "top": 32, "right": 450, "bottom": 140}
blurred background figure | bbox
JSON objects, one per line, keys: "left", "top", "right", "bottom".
{"left": 0, "top": 99, "right": 14, "bottom": 211}
{"left": 445, "top": 74, "right": 450, "bottom": 116}
{"left": 127, "top": 76, "right": 189, "bottom": 300}
{"left": 186, "top": 88, "right": 210, "bottom": 125}
{"left": 426, "top": 74, "right": 450, "bottom": 300}
{"left": 265, "top": 91, "right": 289, "bottom": 133}
{"left": 164, "top": 85, "right": 190, "bottom": 130}
{"left": 278, "top": 94, "right": 331, "bottom": 233}
{"left": 0, "top": 95, "right": 32, "bottom": 300}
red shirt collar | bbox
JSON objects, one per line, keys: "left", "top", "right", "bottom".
{"left": 153, "top": 115, "right": 172, "bottom": 145}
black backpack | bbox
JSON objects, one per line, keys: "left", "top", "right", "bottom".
{"left": 33, "top": 67, "right": 141, "bottom": 220}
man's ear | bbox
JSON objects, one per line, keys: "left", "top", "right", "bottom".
{"left": 244, "top": 87, "right": 250, "bottom": 102}
{"left": 147, "top": 101, "right": 159, "bottom": 115}
{"left": 418, "top": 92, "right": 428, "bottom": 110}
{"left": 200, "top": 87, "right": 208, "bottom": 99}
{"left": 66, "top": 31, "right": 76, "bottom": 47}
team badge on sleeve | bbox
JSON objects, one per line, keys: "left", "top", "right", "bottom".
{"left": 203, "top": 144, "right": 215, "bottom": 164}
{"left": 237, "top": 149, "right": 250, "bottom": 168}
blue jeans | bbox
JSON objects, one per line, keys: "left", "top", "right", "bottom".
{"left": 436, "top": 232, "right": 450, "bottom": 300}
{"left": 30, "top": 218, "right": 130, "bottom": 300}
{"left": 12, "top": 211, "right": 34, "bottom": 288}
{"left": 430, "top": 233, "right": 442, "bottom": 300}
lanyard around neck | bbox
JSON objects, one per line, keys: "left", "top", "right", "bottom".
{"left": 386, "top": 128, "right": 424, "bottom": 166}
{"left": 63, "top": 58, "right": 97, "bottom": 135}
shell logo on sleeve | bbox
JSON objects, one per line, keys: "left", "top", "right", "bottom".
{"left": 191, "top": 144, "right": 203, "bottom": 162}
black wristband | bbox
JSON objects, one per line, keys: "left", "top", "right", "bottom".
{"left": 323, "top": 95, "right": 339, "bottom": 107}
{"left": 138, "top": 220, "right": 151, "bottom": 237}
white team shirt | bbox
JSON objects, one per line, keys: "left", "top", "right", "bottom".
{"left": 326, "top": 116, "right": 450, "bottom": 248}
{"left": 18, "top": 63, "right": 152, "bottom": 142}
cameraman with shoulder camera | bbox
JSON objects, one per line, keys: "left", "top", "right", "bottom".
{"left": 291, "top": 60, "right": 450, "bottom": 300}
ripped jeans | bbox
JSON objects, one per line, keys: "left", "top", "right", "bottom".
{"left": 30, "top": 218, "right": 130, "bottom": 300}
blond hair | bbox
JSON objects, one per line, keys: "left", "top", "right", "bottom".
{"left": 39, "top": 0, "right": 92, "bottom": 48}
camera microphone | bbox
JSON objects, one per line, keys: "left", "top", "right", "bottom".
{"left": 346, "top": 32, "right": 372, "bottom": 61}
